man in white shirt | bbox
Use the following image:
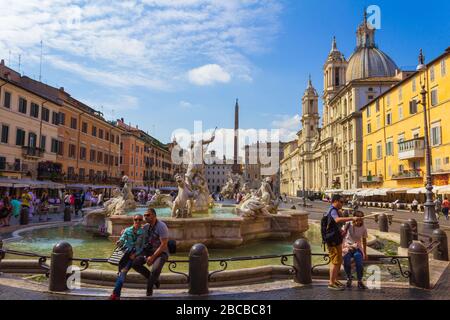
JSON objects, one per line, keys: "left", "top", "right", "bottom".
{"left": 342, "top": 211, "right": 368, "bottom": 289}
{"left": 411, "top": 199, "right": 419, "bottom": 213}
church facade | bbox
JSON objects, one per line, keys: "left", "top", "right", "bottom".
{"left": 281, "top": 13, "right": 413, "bottom": 196}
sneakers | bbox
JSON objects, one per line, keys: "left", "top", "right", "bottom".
{"left": 328, "top": 283, "right": 345, "bottom": 291}
{"left": 358, "top": 281, "right": 368, "bottom": 290}
{"left": 146, "top": 279, "right": 154, "bottom": 296}
{"left": 346, "top": 279, "right": 353, "bottom": 288}
{"left": 109, "top": 293, "right": 120, "bottom": 300}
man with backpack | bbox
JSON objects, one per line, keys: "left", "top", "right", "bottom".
{"left": 321, "top": 194, "right": 361, "bottom": 291}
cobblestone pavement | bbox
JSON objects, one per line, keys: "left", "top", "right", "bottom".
{"left": 0, "top": 268, "right": 448, "bottom": 300}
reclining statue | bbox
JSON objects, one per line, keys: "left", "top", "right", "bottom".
{"left": 103, "top": 176, "right": 137, "bottom": 216}
{"left": 147, "top": 189, "right": 172, "bottom": 208}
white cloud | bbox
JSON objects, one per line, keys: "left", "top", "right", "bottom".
{"left": 188, "top": 64, "right": 231, "bottom": 86}
{"left": 179, "top": 100, "right": 193, "bottom": 109}
{"left": 0, "top": 0, "right": 282, "bottom": 90}
{"left": 271, "top": 114, "right": 301, "bottom": 142}
{"left": 83, "top": 95, "right": 140, "bottom": 121}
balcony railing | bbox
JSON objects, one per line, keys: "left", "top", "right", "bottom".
{"left": 0, "top": 162, "right": 26, "bottom": 173}
{"left": 392, "top": 169, "right": 423, "bottom": 180}
{"left": 432, "top": 164, "right": 450, "bottom": 175}
{"left": 48, "top": 174, "right": 122, "bottom": 185}
{"left": 359, "top": 175, "right": 383, "bottom": 183}
{"left": 22, "top": 146, "right": 44, "bottom": 158}
{"left": 398, "top": 138, "right": 424, "bottom": 160}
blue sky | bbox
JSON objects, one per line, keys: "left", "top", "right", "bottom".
{"left": 1, "top": 0, "right": 449, "bottom": 151}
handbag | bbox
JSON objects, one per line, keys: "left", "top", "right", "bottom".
{"left": 108, "top": 243, "right": 128, "bottom": 266}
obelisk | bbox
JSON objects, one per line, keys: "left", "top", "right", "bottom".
{"left": 233, "top": 99, "right": 242, "bottom": 174}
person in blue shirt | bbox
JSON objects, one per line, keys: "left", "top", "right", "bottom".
{"left": 109, "top": 214, "right": 144, "bottom": 300}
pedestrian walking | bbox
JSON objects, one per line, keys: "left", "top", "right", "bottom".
{"left": 434, "top": 197, "right": 442, "bottom": 220}
{"left": 411, "top": 199, "right": 419, "bottom": 213}
{"left": 0, "top": 193, "right": 12, "bottom": 227}
{"left": 392, "top": 199, "right": 399, "bottom": 211}
{"left": 442, "top": 197, "right": 449, "bottom": 221}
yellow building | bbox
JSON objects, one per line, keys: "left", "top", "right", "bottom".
{"left": 361, "top": 47, "right": 450, "bottom": 191}
{"left": 0, "top": 60, "right": 61, "bottom": 179}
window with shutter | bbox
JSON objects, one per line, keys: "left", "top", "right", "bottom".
{"left": 1, "top": 125, "right": 9, "bottom": 143}
{"left": 3, "top": 91, "right": 11, "bottom": 108}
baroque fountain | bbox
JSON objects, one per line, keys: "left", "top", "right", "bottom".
{"left": 83, "top": 131, "right": 308, "bottom": 251}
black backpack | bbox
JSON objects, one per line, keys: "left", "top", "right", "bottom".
{"left": 321, "top": 208, "right": 343, "bottom": 247}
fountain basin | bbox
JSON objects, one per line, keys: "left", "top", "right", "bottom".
{"left": 105, "top": 209, "right": 308, "bottom": 250}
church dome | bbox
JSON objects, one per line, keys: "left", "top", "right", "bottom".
{"left": 346, "top": 12, "right": 398, "bottom": 82}
{"left": 346, "top": 47, "right": 398, "bottom": 82}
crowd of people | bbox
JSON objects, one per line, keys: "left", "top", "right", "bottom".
{"left": 0, "top": 188, "right": 107, "bottom": 227}
{"left": 390, "top": 197, "right": 449, "bottom": 220}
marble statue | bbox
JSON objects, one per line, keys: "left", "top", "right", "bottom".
{"left": 240, "top": 182, "right": 251, "bottom": 196}
{"left": 256, "top": 177, "right": 279, "bottom": 214}
{"left": 173, "top": 129, "right": 216, "bottom": 215}
{"left": 103, "top": 176, "right": 137, "bottom": 216}
{"left": 221, "top": 173, "right": 243, "bottom": 199}
{"left": 147, "top": 189, "right": 172, "bottom": 208}
{"left": 172, "top": 174, "right": 196, "bottom": 218}
{"left": 236, "top": 190, "right": 271, "bottom": 218}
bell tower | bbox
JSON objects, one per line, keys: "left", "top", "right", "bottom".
{"left": 301, "top": 75, "right": 320, "bottom": 140}
{"left": 323, "top": 36, "right": 347, "bottom": 103}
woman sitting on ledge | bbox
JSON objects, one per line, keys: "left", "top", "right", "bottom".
{"left": 109, "top": 214, "right": 144, "bottom": 300}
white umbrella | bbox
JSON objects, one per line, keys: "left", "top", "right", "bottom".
{"left": 388, "top": 187, "right": 409, "bottom": 194}
{"left": 372, "top": 188, "right": 393, "bottom": 196}
{"left": 437, "top": 185, "right": 450, "bottom": 195}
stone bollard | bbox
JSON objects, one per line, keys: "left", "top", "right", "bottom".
{"left": 432, "top": 229, "right": 449, "bottom": 262}
{"left": 400, "top": 223, "right": 413, "bottom": 249}
{"left": 408, "top": 219, "right": 418, "bottom": 240}
{"left": 63, "top": 206, "right": 72, "bottom": 222}
{"left": 293, "top": 239, "right": 312, "bottom": 285}
{"left": 49, "top": 241, "right": 73, "bottom": 292}
{"left": 408, "top": 241, "right": 430, "bottom": 289}
{"left": 188, "top": 243, "right": 209, "bottom": 295}
{"left": 20, "top": 207, "right": 29, "bottom": 225}
{"left": 378, "top": 213, "right": 389, "bottom": 232}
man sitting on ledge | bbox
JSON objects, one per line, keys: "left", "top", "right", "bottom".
{"left": 132, "top": 208, "right": 169, "bottom": 296}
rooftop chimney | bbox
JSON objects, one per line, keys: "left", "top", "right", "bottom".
{"left": 0, "top": 59, "right": 4, "bottom": 66}
{"left": 59, "top": 87, "right": 64, "bottom": 92}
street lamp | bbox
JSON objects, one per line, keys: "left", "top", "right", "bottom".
{"left": 417, "top": 49, "right": 439, "bottom": 235}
